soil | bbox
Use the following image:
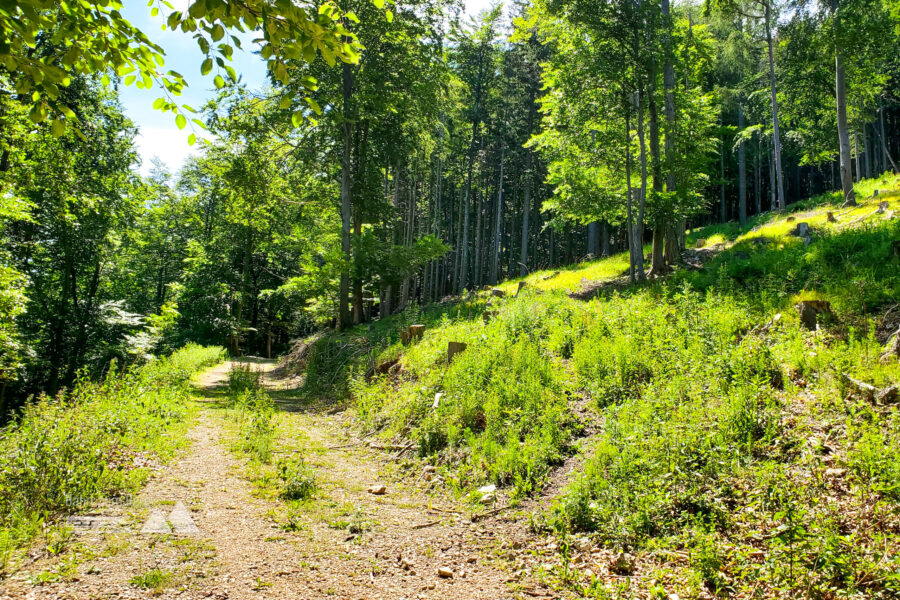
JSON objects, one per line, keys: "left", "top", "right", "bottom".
{"left": 0, "top": 361, "right": 564, "bottom": 600}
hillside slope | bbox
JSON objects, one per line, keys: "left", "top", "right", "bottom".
{"left": 290, "top": 174, "right": 900, "bottom": 599}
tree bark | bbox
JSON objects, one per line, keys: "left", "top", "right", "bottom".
{"left": 490, "top": 147, "right": 504, "bottom": 284}
{"left": 765, "top": 1, "right": 786, "bottom": 209}
{"left": 738, "top": 102, "right": 747, "bottom": 224}
{"left": 338, "top": 62, "right": 353, "bottom": 329}
{"left": 834, "top": 16, "right": 855, "bottom": 205}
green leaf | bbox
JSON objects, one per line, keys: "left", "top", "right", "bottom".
{"left": 188, "top": 133, "right": 196, "bottom": 146}
{"left": 124, "top": 75, "right": 136, "bottom": 86}
{"left": 175, "top": 113, "right": 187, "bottom": 129}
{"left": 373, "top": 0, "right": 384, "bottom": 8}
{"left": 51, "top": 119, "right": 66, "bottom": 137}
{"left": 201, "top": 57, "right": 213, "bottom": 75}
{"left": 213, "top": 75, "right": 225, "bottom": 89}
{"left": 291, "top": 110, "right": 303, "bottom": 128}
{"left": 385, "top": 10, "right": 393, "bottom": 23}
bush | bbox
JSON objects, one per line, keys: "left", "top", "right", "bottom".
{"left": 0, "top": 343, "right": 225, "bottom": 574}
{"left": 278, "top": 458, "right": 317, "bottom": 501}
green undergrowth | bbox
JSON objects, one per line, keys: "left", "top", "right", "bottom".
{"left": 220, "top": 363, "right": 318, "bottom": 528}
{"left": 292, "top": 174, "right": 900, "bottom": 597}
{"left": 0, "top": 343, "right": 225, "bottom": 577}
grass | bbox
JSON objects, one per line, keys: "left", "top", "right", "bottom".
{"left": 129, "top": 567, "right": 173, "bottom": 592}
{"left": 291, "top": 173, "right": 900, "bottom": 598}
{"left": 0, "top": 343, "right": 225, "bottom": 578}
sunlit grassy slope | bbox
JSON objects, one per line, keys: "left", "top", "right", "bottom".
{"left": 297, "top": 173, "right": 900, "bottom": 598}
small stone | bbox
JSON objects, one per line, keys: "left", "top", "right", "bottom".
{"left": 423, "top": 465, "right": 437, "bottom": 473}
{"left": 437, "top": 567, "right": 453, "bottom": 578}
{"left": 467, "top": 556, "right": 477, "bottom": 564}
{"left": 825, "top": 468, "right": 846, "bottom": 477}
{"left": 477, "top": 484, "right": 496, "bottom": 494}
{"left": 572, "top": 537, "right": 592, "bottom": 552}
{"left": 668, "top": 594, "right": 681, "bottom": 600}
{"left": 610, "top": 551, "right": 635, "bottom": 575}
{"left": 368, "top": 484, "right": 387, "bottom": 495}
{"left": 480, "top": 493, "right": 495, "bottom": 504}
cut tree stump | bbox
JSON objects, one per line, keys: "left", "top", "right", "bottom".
{"left": 827, "top": 211, "right": 837, "bottom": 223}
{"left": 797, "top": 300, "right": 833, "bottom": 330}
{"left": 409, "top": 324, "right": 425, "bottom": 340}
{"left": 882, "top": 329, "right": 900, "bottom": 364}
{"left": 447, "top": 341, "right": 468, "bottom": 363}
{"left": 695, "top": 238, "right": 706, "bottom": 249}
{"left": 516, "top": 281, "right": 528, "bottom": 296}
{"left": 400, "top": 329, "right": 411, "bottom": 345}
{"left": 491, "top": 289, "right": 505, "bottom": 298}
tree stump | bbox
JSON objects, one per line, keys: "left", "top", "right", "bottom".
{"left": 516, "top": 281, "right": 528, "bottom": 296}
{"left": 447, "top": 341, "right": 468, "bottom": 363}
{"left": 827, "top": 211, "right": 836, "bottom": 223}
{"left": 409, "top": 324, "right": 426, "bottom": 340}
{"left": 797, "top": 300, "right": 833, "bottom": 330}
{"left": 490, "top": 289, "right": 505, "bottom": 298}
{"left": 400, "top": 329, "right": 411, "bottom": 345}
{"left": 695, "top": 238, "right": 706, "bottom": 249}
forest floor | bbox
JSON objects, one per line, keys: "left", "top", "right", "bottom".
{"left": 0, "top": 360, "right": 572, "bottom": 600}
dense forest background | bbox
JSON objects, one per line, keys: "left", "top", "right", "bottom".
{"left": 1, "top": 0, "right": 898, "bottom": 411}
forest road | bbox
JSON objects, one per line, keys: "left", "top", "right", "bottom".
{"left": 0, "top": 360, "right": 552, "bottom": 600}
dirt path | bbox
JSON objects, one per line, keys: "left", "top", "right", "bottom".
{"left": 0, "top": 361, "right": 555, "bottom": 600}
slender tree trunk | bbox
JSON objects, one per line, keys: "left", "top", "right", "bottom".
{"left": 765, "top": 2, "right": 786, "bottom": 209}
{"left": 854, "top": 131, "right": 861, "bottom": 183}
{"left": 756, "top": 134, "right": 762, "bottom": 214}
{"left": 519, "top": 177, "right": 531, "bottom": 277}
{"left": 635, "top": 88, "right": 648, "bottom": 282}
{"left": 490, "top": 147, "right": 504, "bottom": 284}
{"left": 587, "top": 221, "right": 599, "bottom": 257}
{"left": 625, "top": 98, "right": 636, "bottom": 283}
{"left": 769, "top": 140, "right": 776, "bottom": 211}
{"left": 738, "top": 102, "right": 747, "bottom": 224}
{"left": 338, "top": 62, "right": 353, "bottom": 329}
{"left": 720, "top": 127, "right": 727, "bottom": 222}
{"left": 834, "top": 20, "right": 856, "bottom": 204}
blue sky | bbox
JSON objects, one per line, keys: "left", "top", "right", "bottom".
{"left": 122, "top": 0, "right": 498, "bottom": 176}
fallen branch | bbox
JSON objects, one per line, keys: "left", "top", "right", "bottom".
{"left": 410, "top": 520, "right": 440, "bottom": 530}
{"left": 841, "top": 372, "right": 899, "bottom": 404}
{"left": 427, "top": 506, "right": 462, "bottom": 515}
{"left": 470, "top": 505, "right": 510, "bottom": 522}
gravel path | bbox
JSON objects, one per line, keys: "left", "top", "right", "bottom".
{"left": 0, "top": 361, "right": 551, "bottom": 600}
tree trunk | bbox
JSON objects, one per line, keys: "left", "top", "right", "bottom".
{"left": 625, "top": 98, "right": 636, "bottom": 283}
{"left": 490, "top": 147, "right": 504, "bottom": 285}
{"left": 635, "top": 88, "right": 648, "bottom": 282}
{"left": 519, "top": 176, "right": 531, "bottom": 277}
{"left": 834, "top": 26, "right": 855, "bottom": 204}
{"left": 765, "top": 2, "right": 786, "bottom": 209}
{"left": 720, "top": 127, "right": 727, "bottom": 222}
{"left": 587, "top": 221, "right": 599, "bottom": 257}
{"left": 338, "top": 62, "right": 353, "bottom": 329}
{"left": 738, "top": 102, "right": 747, "bottom": 224}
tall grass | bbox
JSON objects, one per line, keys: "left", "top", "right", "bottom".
{"left": 0, "top": 343, "right": 225, "bottom": 575}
